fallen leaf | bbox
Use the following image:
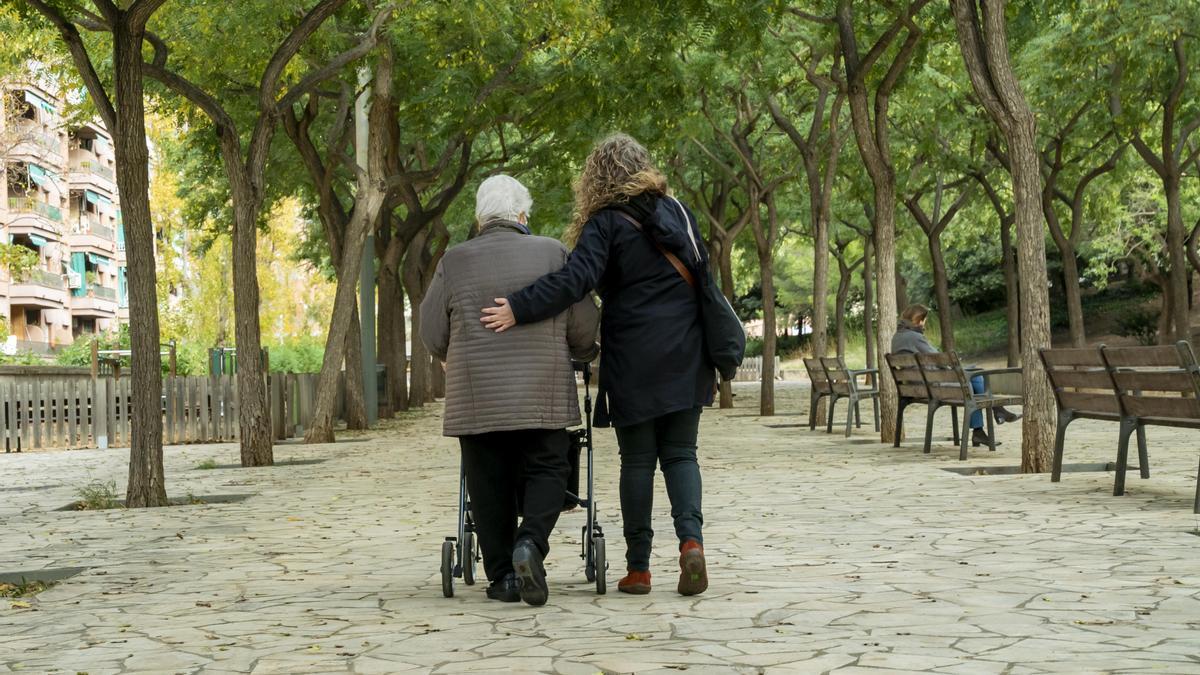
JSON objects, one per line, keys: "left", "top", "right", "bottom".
{"left": 10, "top": 601, "right": 31, "bottom": 609}
{"left": 624, "top": 633, "right": 644, "bottom": 641}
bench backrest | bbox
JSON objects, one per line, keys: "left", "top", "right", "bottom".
{"left": 820, "top": 357, "right": 855, "bottom": 395}
{"left": 1100, "top": 341, "right": 1200, "bottom": 423}
{"left": 885, "top": 352, "right": 929, "bottom": 401}
{"left": 915, "top": 351, "right": 972, "bottom": 404}
{"left": 804, "top": 358, "right": 832, "bottom": 395}
{"left": 1039, "top": 346, "right": 1120, "bottom": 417}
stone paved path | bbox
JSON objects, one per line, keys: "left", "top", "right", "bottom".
{"left": 1, "top": 383, "right": 1198, "bottom": 674}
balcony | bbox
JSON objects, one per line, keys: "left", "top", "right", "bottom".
{"left": 67, "top": 215, "right": 117, "bottom": 254}
{"left": 71, "top": 158, "right": 115, "bottom": 184}
{"left": 7, "top": 197, "right": 64, "bottom": 223}
{"left": 13, "top": 125, "right": 63, "bottom": 158}
{"left": 9, "top": 269, "right": 68, "bottom": 308}
{"left": 70, "top": 284, "right": 118, "bottom": 316}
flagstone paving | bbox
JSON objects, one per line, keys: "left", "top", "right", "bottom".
{"left": 1, "top": 383, "right": 1198, "bottom": 674}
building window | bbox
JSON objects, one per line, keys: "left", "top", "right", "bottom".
{"left": 24, "top": 308, "right": 42, "bottom": 327}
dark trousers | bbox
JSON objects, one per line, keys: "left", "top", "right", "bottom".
{"left": 614, "top": 407, "right": 704, "bottom": 571}
{"left": 459, "top": 429, "right": 570, "bottom": 583}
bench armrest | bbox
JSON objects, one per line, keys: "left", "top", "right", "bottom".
{"left": 973, "top": 367, "right": 1021, "bottom": 378}
{"left": 849, "top": 368, "right": 879, "bottom": 376}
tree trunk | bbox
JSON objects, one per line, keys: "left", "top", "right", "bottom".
{"left": 1165, "top": 177, "right": 1191, "bottom": 343}
{"left": 378, "top": 257, "right": 407, "bottom": 412}
{"left": 1058, "top": 249, "right": 1085, "bottom": 347}
{"left": 835, "top": 265, "right": 851, "bottom": 357}
{"left": 342, "top": 305, "right": 369, "bottom": 429}
{"left": 863, "top": 239, "right": 876, "bottom": 371}
{"left": 928, "top": 232, "right": 955, "bottom": 352}
{"left": 953, "top": 0, "right": 1056, "bottom": 473}
{"left": 1000, "top": 213, "right": 1020, "bottom": 366}
{"left": 303, "top": 49, "right": 390, "bottom": 443}
{"left": 717, "top": 243, "right": 735, "bottom": 409}
{"left": 403, "top": 253, "right": 430, "bottom": 408}
{"left": 228, "top": 180, "right": 273, "bottom": 465}
{"left": 811, "top": 182, "right": 830, "bottom": 360}
{"left": 432, "top": 358, "right": 446, "bottom": 399}
{"left": 112, "top": 22, "right": 167, "bottom": 507}
{"left": 872, "top": 181, "right": 899, "bottom": 442}
{"left": 304, "top": 229, "right": 372, "bottom": 443}
{"left": 752, "top": 196, "right": 777, "bottom": 417}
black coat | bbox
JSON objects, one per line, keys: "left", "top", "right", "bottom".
{"left": 508, "top": 194, "right": 715, "bottom": 428}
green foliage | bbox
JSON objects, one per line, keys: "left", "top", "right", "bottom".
{"left": 0, "top": 244, "right": 40, "bottom": 282}
{"left": 74, "top": 480, "right": 120, "bottom": 511}
{"left": 265, "top": 338, "right": 326, "bottom": 374}
{"left": 1115, "top": 308, "right": 1160, "bottom": 346}
{"left": 0, "top": 578, "right": 54, "bottom": 598}
{"left": 745, "top": 334, "right": 810, "bottom": 359}
{"left": 194, "top": 459, "right": 218, "bottom": 470}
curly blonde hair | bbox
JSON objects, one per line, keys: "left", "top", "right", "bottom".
{"left": 565, "top": 133, "right": 669, "bottom": 246}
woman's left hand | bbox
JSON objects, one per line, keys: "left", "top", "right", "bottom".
{"left": 481, "top": 298, "right": 516, "bottom": 332}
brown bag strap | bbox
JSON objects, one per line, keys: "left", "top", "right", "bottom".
{"left": 613, "top": 211, "right": 697, "bottom": 289}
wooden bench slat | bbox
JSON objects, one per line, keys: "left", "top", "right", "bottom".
{"left": 1123, "top": 396, "right": 1200, "bottom": 419}
{"left": 1058, "top": 391, "right": 1121, "bottom": 415}
{"left": 1103, "top": 346, "right": 1182, "bottom": 367}
{"left": 1040, "top": 347, "right": 1107, "bottom": 366}
{"left": 1111, "top": 369, "right": 1197, "bottom": 394}
{"left": 1048, "top": 369, "right": 1113, "bottom": 390}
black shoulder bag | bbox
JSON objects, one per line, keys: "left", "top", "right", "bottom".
{"left": 614, "top": 198, "right": 747, "bottom": 381}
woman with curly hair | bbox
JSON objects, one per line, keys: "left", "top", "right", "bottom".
{"left": 482, "top": 133, "right": 712, "bottom": 597}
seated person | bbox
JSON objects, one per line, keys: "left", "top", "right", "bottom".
{"left": 892, "top": 304, "right": 1020, "bottom": 447}
{"left": 420, "top": 175, "right": 598, "bottom": 606}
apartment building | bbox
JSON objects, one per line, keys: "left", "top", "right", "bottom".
{"left": 1, "top": 81, "right": 128, "bottom": 354}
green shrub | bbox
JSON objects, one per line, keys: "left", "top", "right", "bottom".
{"left": 745, "top": 334, "right": 810, "bottom": 359}
{"left": 74, "top": 480, "right": 120, "bottom": 510}
{"left": 1115, "top": 308, "right": 1159, "bottom": 346}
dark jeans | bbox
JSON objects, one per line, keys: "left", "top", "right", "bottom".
{"left": 614, "top": 407, "right": 704, "bottom": 571}
{"left": 459, "top": 429, "right": 570, "bottom": 583}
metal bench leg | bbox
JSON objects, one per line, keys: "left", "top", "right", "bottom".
{"left": 985, "top": 407, "right": 997, "bottom": 452}
{"left": 894, "top": 398, "right": 907, "bottom": 446}
{"left": 951, "top": 406, "right": 959, "bottom": 444}
{"left": 959, "top": 406, "right": 972, "bottom": 461}
{"left": 827, "top": 395, "right": 839, "bottom": 434}
{"left": 1051, "top": 410, "right": 1071, "bottom": 482}
{"left": 1194, "top": 455, "right": 1199, "bottom": 514}
{"left": 809, "top": 393, "right": 820, "bottom": 431}
{"left": 853, "top": 398, "right": 862, "bottom": 429}
{"left": 924, "top": 403, "right": 938, "bottom": 454}
{"left": 1114, "top": 417, "right": 1136, "bottom": 497}
{"left": 845, "top": 396, "right": 855, "bottom": 437}
{"left": 1135, "top": 424, "right": 1149, "bottom": 479}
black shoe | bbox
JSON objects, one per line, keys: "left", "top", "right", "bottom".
{"left": 994, "top": 407, "right": 1022, "bottom": 424}
{"left": 512, "top": 539, "right": 549, "bottom": 607}
{"left": 485, "top": 573, "right": 520, "bottom": 602}
{"left": 971, "top": 428, "right": 999, "bottom": 447}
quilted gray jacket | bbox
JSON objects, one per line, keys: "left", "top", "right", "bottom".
{"left": 419, "top": 221, "right": 600, "bottom": 437}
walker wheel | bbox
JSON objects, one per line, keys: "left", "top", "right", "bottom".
{"left": 593, "top": 536, "right": 606, "bottom": 595}
{"left": 441, "top": 539, "right": 455, "bottom": 598}
{"left": 463, "top": 532, "right": 477, "bottom": 586}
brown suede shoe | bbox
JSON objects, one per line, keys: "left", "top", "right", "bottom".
{"left": 618, "top": 570, "right": 651, "bottom": 594}
{"left": 678, "top": 540, "right": 708, "bottom": 596}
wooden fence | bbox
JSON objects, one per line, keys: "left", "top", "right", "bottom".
{"left": 1, "top": 369, "right": 356, "bottom": 452}
{"left": 734, "top": 356, "right": 782, "bottom": 382}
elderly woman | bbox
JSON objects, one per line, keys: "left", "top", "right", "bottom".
{"left": 892, "top": 304, "right": 1020, "bottom": 447}
{"left": 482, "top": 134, "right": 713, "bottom": 597}
{"left": 420, "top": 175, "right": 599, "bottom": 607}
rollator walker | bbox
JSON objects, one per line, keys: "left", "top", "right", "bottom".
{"left": 441, "top": 361, "right": 607, "bottom": 597}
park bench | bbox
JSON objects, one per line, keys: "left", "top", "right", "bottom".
{"left": 915, "top": 351, "right": 1022, "bottom": 460}
{"left": 1099, "top": 341, "right": 1200, "bottom": 512}
{"left": 1039, "top": 346, "right": 1147, "bottom": 485}
{"left": 885, "top": 352, "right": 959, "bottom": 451}
{"left": 820, "top": 356, "right": 880, "bottom": 437}
{"left": 803, "top": 358, "right": 834, "bottom": 432}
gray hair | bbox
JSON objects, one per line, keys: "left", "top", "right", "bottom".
{"left": 475, "top": 175, "right": 532, "bottom": 225}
